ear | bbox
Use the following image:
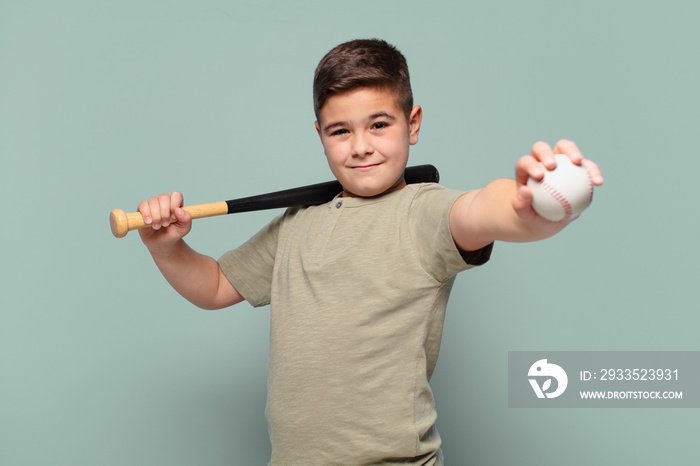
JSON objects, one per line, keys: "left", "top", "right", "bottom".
{"left": 408, "top": 105, "right": 422, "bottom": 145}
{"left": 314, "top": 121, "right": 323, "bottom": 142}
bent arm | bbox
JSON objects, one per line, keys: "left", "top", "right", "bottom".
{"left": 136, "top": 192, "right": 244, "bottom": 310}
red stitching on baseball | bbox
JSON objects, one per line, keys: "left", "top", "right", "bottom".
{"left": 540, "top": 182, "right": 572, "bottom": 220}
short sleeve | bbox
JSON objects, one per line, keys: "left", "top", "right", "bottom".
{"left": 408, "top": 184, "right": 493, "bottom": 282}
{"left": 218, "top": 214, "right": 283, "bottom": 307}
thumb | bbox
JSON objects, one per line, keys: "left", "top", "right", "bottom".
{"left": 513, "top": 185, "right": 532, "bottom": 212}
{"left": 173, "top": 206, "right": 193, "bottom": 231}
{"left": 174, "top": 206, "right": 191, "bottom": 223}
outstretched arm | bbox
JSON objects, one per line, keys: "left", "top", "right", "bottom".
{"left": 450, "top": 140, "right": 604, "bottom": 252}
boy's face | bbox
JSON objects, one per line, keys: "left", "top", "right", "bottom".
{"left": 315, "top": 87, "right": 422, "bottom": 198}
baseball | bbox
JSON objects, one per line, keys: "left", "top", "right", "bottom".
{"left": 526, "top": 154, "right": 593, "bottom": 222}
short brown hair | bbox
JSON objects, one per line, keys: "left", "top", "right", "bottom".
{"left": 313, "top": 39, "right": 413, "bottom": 121}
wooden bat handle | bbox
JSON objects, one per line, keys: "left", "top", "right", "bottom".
{"left": 109, "top": 201, "right": 228, "bottom": 238}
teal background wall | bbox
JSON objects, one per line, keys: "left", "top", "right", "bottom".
{"left": 2, "top": 1, "right": 698, "bottom": 464}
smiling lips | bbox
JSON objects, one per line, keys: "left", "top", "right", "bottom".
{"left": 350, "top": 163, "right": 382, "bottom": 172}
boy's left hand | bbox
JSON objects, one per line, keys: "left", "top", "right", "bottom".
{"left": 512, "top": 140, "right": 604, "bottom": 223}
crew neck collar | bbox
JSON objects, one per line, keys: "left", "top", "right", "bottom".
{"left": 330, "top": 186, "right": 406, "bottom": 208}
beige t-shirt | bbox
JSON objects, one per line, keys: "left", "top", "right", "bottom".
{"left": 219, "top": 183, "right": 492, "bottom": 465}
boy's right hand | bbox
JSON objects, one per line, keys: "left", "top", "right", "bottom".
{"left": 137, "top": 191, "right": 193, "bottom": 252}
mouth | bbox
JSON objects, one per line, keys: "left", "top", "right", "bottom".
{"left": 350, "top": 163, "right": 382, "bottom": 172}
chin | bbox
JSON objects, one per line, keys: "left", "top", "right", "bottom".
{"left": 343, "top": 178, "right": 405, "bottom": 198}
{"left": 333, "top": 162, "right": 408, "bottom": 197}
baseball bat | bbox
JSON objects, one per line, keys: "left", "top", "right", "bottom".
{"left": 109, "top": 164, "right": 439, "bottom": 238}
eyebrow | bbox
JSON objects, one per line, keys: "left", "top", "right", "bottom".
{"left": 322, "top": 121, "right": 346, "bottom": 133}
{"left": 370, "top": 111, "right": 397, "bottom": 121}
{"left": 322, "top": 112, "right": 397, "bottom": 133}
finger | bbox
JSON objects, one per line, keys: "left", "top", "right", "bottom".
{"left": 173, "top": 205, "right": 191, "bottom": 223}
{"left": 515, "top": 155, "right": 545, "bottom": 185}
{"left": 137, "top": 200, "right": 153, "bottom": 226}
{"left": 531, "top": 141, "right": 556, "bottom": 169}
{"left": 158, "top": 193, "right": 172, "bottom": 228}
{"left": 170, "top": 191, "right": 184, "bottom": 214}
{"left": 513, "top": 185, "right": 533, "bottom": 212}
{"left": 148, "top": 196, "right": 164, "bottom": 230}
{"left": 582, "top": 159, "right": 604, "bottom": 185}
{"left": 171, "top": 192, "right": 192, "bottom": 225}
{"left": 167, "top": 191, "right": 193, "bottom": 228}
{"left": 512, "top": 185, "right": 554, "bottom": 225}
{"left": 553, "top": 139, "right": 583, "bottom": 164}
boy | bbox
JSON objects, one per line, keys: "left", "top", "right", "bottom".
{"left": 136, "top": 39, "right": 603, "bottom": 465}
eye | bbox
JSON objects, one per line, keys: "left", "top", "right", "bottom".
{"left": 372, "top": 121, "right": 389, "bottom": 130}
{"left": 330, "top": 128, "right": 349, "bottom": 136}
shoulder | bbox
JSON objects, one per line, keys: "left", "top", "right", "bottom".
{"left": 402, "top": 183, "right": 466, "bottom": 212}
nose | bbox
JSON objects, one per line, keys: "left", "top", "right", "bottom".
{"left": 351, "top": 132, "right": 373, "bottom": 157}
